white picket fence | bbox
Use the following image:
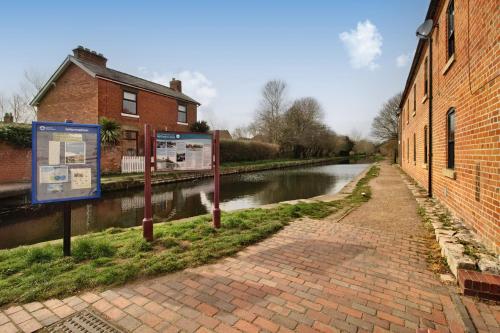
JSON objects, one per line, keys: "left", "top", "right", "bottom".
{"left": 121, "top": 156, "right": 145, "bottom": 173}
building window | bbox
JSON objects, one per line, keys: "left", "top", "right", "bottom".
{"left": 447, "top": 0, "right": 455, "bottom": 59}
{"left": 413, "top": 84, "right": 416, "bottom": 112}
{"left": 406, "top": 138, "right": 409, "bottom": 162}
{"left": 177, "top": 104, "right": 187, "bottom": 123}
{"left": 424, "top": 57, "right": 429, "bottom": 96}
{"left": 424, "top": 126, "right": 428, "bottom": 164}
{"left": 447, "top": 109, "right": 456, "bottom": 169}
{"left": 123, "top": 91, "right": 137, "bottom": 115}
{"left": 122, "top": 130, "right": 138, "bottom": 156}
{"left": 413, "top": 133, "right": 416, "bottom": 164}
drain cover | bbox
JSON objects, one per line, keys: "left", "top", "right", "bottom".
{"left": 37, "top": 309, "right": 125, "bottom": 333}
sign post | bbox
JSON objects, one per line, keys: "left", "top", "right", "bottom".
{"left": 213, "top": 130, "right": 221, "bottom": 228}
{"left": 143, "top": 124, "right": 153, "bottom": 241}
{"left": 32, "top": 121, "right": 101, "bottom": 256}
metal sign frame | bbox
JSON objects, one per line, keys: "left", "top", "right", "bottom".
{"left": 31, "top": 121, "right": 102, "bottom": 204}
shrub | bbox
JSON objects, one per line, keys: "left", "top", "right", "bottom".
{"left": 99, "top": 117, "right": 121, "bottom": 146}
{"left": 189, "top": 121, "right": 210, "bottom": 133}
{"left": 0, "top": 123, "right": 31, "bottom": 148}
{"left": 220, "top": 139, "right": 280, "bottom": 163}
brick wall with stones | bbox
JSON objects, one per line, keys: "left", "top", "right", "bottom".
{"left": 400, "top": 0, "right": 499, "bottom": 253}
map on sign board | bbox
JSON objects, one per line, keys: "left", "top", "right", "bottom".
{"left": 32, "top": 122, "right": 101, "bottom": 204}
{"left": 156, "top": 132, "right": 212, "bottom": 171}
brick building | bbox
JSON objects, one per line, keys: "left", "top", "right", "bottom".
{"left": 399, "top": 0, "right": 498, "bottom": 253}
{"left": 31, "top": 46, "right": 200, "bottom": 172}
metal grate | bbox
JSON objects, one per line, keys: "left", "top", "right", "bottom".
{"left": 37, "top": 309, "right": 125, "bottom": 333}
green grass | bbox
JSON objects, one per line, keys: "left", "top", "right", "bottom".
{"left": 0, "top": 165, "right": 379, "bottom": 306}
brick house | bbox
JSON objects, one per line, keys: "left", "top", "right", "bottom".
{"left": 398, "top": 0, "right": 498, "bottom": 253}
{"left": 31, "top": 46, "right": 200, "bottom": 172}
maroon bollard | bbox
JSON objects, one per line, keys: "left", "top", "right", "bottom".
{"left": 143, "top": 124, "right": 153, "bottom": 241}
{"left": 213, "top": 130, "right": 221, "bottom": 228}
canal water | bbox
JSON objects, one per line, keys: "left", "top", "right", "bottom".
{"left": 0, "top": 163, "right": 369, "bottom": 249}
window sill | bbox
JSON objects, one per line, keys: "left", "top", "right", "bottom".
{"left": 421, "top": 95, "right": 428, "bottom": 104}
{"left": 421, "top": 163, "right": 428, "bottom": 170}
{"left": 442, "top": 168, "right": 456, "bottom": 179}
{"left": 177, "top": 122, "right": 189, "bottom": 126}
{"left": 412, "top": 112, "right": 416, "bottom": 117}
{"left": 442, "top": 54, "right": 455, "bottom": 75}
{"left": 121, "top": 113, "right": 139, "bottom": 119}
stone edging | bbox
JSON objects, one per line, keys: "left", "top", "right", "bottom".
{"left": 397, "top": 166, "right": 499, "bottom": 279}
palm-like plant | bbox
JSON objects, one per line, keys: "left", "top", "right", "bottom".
{"left": 99, "top": 117, "right": 121, "bottom": 146}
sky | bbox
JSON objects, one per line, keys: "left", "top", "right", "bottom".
{"left": 0, "top": 0, "right": 428, "bottom": 137}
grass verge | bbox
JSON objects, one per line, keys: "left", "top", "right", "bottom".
{"left": 0, "top": 165, "right": 379, "bottom": 306}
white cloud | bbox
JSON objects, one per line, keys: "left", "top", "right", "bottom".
{"left": 339, "top": 20, "right": 383, "bottom": 70}
{"left": 145, "top": 69, "right": 217, "bottom": 107}
{"left": 396, "top": 53, "right": 410, "bottom": 67}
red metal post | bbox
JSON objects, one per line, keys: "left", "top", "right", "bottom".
{"left": 213, "top": 130, "right": 221, "bottom": 228}
{"left": 143, "top": 124, "right": 153, "bottom": 241}
{"left": 153, "top": 129, "right": 157, "bottom": 172}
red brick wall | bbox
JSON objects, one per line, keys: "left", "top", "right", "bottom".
{"left": 37, "top": 63, "right": 98, "bottom": 124}
{"left": 0, "top": 142, "right": 31, "bottom": 183}
{"left": 400, "top": 0, "right": 499, "bottom": 253}
{"left": 97, "top": 78, "right": 197, "bottom": 157}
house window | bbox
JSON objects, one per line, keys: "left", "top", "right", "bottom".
{"left": 122, "top": 130, "right": 138, "bottom": 156}
{"left": 413, "top": 133, "right": 416, "bottom": 164}
{"left": 177, "top": 104, "right": 187, "bottom": 123}
{"left": 413, "top": 84, "right": 416, "bottom": 112}
{"left": 447, "top": 0, "right": 455, "bottom": 59}
{"left": 123, "top": 91, "right": 137, "bottom": 115}
{"left": 424, "top": 57, "right": 429, "bottom": 96}
{"left": 447, "top": 109, "right": 456, "bottom": 169}
{"left": 424, "top": 126, "right": 428, "bottom": 164}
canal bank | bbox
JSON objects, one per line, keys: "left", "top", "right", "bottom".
{"left": 0, "top": 162, "right": 370, "bottom": 248}
{"left": 0, "top": 156, "right": 358, "bottom": 200}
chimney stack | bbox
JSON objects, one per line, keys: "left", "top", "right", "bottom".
{"left": 169, "top": 78, "right": 182, "bottom": 92}
{"left": 72, "top": 46, "right": 107, "bottom": 67}
{"left": 3, "top": 113, "right": 13, "bottom": 123}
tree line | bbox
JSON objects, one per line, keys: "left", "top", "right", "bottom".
{"left": 232, "top": 80, "right": 377, "bottom": 158}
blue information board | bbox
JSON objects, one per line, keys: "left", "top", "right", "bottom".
{"left": 31, "top": 121, "right": 101, "bottom": 204}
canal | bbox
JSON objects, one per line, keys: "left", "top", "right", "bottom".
{"left": 0, "top": 163, "right": 369, "bottom": 249}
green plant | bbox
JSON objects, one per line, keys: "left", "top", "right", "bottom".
{"left": 99, "top": 117, "right": 121, "bottom": 146}
{"left": 189, "top": 120, "right": 210, "bottom": 133}
{"left": 0, "top": 123, "right": 31, "bottom": 148}
{"left": 72, "top": 238, "right": 116, "bottom": 261}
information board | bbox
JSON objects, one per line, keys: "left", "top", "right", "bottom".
{"left": 156, "top": 132, "right": 212, "bottom": 171}
{"left": 32, "top": 122, "right": 101, "bottom": 204}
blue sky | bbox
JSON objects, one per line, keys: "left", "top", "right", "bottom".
{"left": 0, "top": 0, "right": 428, "bottom": 136}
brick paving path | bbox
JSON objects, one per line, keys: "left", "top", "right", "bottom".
{"left": 1, "top": 162, "right": 498, "bottom": 333}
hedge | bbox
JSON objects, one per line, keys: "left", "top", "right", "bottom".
{"left": 0, "top": 123, "right": 32, "bottom": 148}
{"left": 220, "top": 139, "right": 280, "bottom": 163}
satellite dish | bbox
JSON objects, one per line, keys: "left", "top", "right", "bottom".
{"left": 416, "top": 19, "right": 434, "bottom": 38}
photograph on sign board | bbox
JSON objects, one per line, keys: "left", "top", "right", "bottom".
{"left": 39, "top": 165, "right": 68, "bottom": 184}
{"left": 65, "top": 141, "right": 86, "bottom": 164}
{"left": 70, "top": 168, "right": 92, "bottom": 189}
{"left": 47, "top": 183, "right": 64, "bottom": 193}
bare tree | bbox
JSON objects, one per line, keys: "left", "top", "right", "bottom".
{"left": 0, "top": 93, "right": 5, "bottom": 119}
{"left": 371, "top": 92, "right": 401, "bottom": 162}
{"left": 371, "top": 92, "right": 401, "bottom": 141}
{"left": 9, "top": 93, "right": 25, "bottom": 123}
{"left": 232, "top": 126, "right": 252, "bottom": 139}
{"left": 254, "top": 79, "right": 288, "bottom": 144}
{"left": 350, "top": 129, "right": 363, "bottom": 143}
{"left": 21, "top": 69, "right": 45, "bottom": 121}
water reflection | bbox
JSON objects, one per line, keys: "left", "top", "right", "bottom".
{"left": 0, "top": 163, "right": 368, "bottom": 249}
